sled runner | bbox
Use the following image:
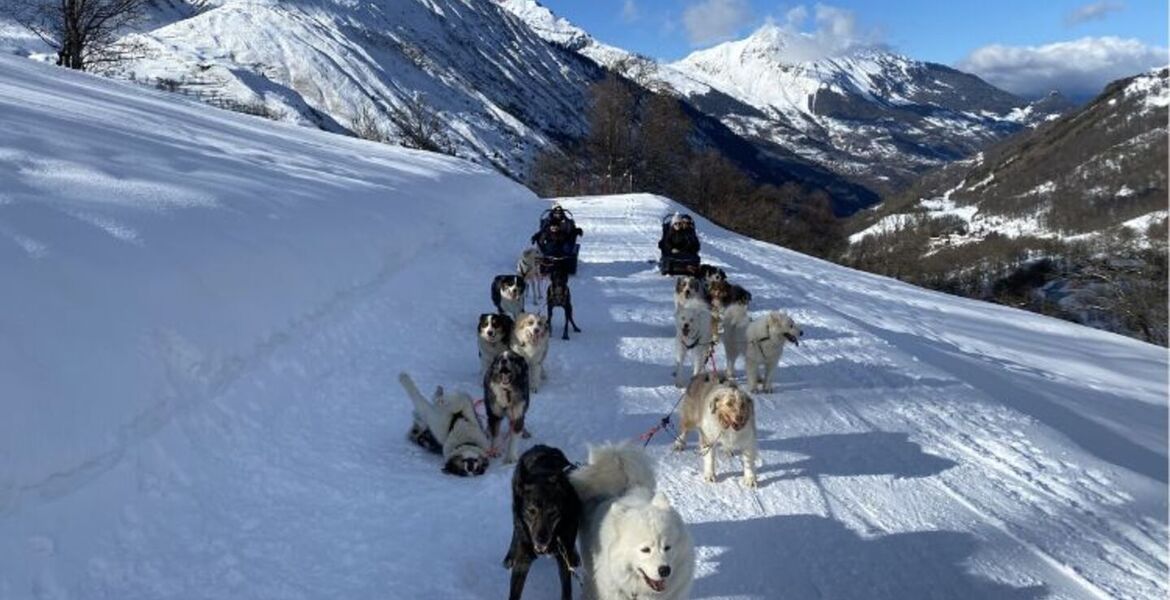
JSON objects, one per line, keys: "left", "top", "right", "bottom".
{"left": 658, "top": 213, "right": 701, "bottom": 276}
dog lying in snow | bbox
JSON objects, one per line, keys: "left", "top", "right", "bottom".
{"left": 398, "top": 372, "right": 490, "bottom": 477}
{"left": 674, "top": 373, "right": 758, "bottom": 487}
{"left": 504, "top": 445, "right": 582, "bottom": 600}
{"left": 492, "top": 274, "right": 527, "bottom": 320}
{"left": 745, "top": 311, "right": 803, "bottom": 393}
{"left": 511, "top": 312, "right": 550, "bottom": 393}
{"left": 478, "top": 313, "right": 514, "bottom": 377}
{"left": 570, "top": 445, "right": 695, "bottom": 600}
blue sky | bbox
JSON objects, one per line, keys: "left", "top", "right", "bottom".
{"left": 539, "top": 0, "right": 1168, "bottom": 98}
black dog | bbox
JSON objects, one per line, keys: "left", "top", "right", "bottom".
{"left": 545, "top": 270, "right": 581, "bottom": 340}
{"left": 484, "top": 350, "right": 531, "bottom": 464}
{"left": 697, "top": 264, "right": 727, "bottom": 285}
{"left": 504, "top": 445, "right": 582, "bottom": 600}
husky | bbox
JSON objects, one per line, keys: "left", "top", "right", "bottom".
{"left": 546, "top": 270, "right": 581, "bottom": 341}
{"left": 570, "top": 445, "right": 695, "bottom": 600}
{"left": 510, "top": 312, "right": 550, "bottom": 393}
{"left": 673, "top": 373, "right": 758, "bottom": 487}
{"left": 517, "top": 247, "right": 544, "bottom": 303}
{"left": 744, "top": 311, "right": 803, "bottom": 393}
{"left": 397, "top": 373, "right": 490, "bottom": 477}
{"left": 504, "top": 445, "right": 582, "bottom": 600}
{"left": 673, "top": 302, "right": 713, "bottom": 387}
{"left": 492, "top": 274, "right": 528, "bottom": 320}
{"left": 484, "top": 350, "right": 531, "bottom": 464}
{"left": 478, "top": 313, "right": 514, "bottom": 377}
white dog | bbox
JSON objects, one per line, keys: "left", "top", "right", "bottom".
{"left": 510, "top": 312, "right": 550, "bottom": 393}
{"left": 744, "top": 311, "right": 803, "bottom": 393}
{"left": 673, "top": 301, "right": 713, "bottom": 387}
{"left": 673, "top": 373, "right": 758, "bottom": 487}
{"left": 720, "top": 301, "right": 750, "bottom": 380}
{"left": 517, "top": 246, "right": 544, "bottom": 303}
{"left": 571, "top": 445, "right": 695, "bottom": 600}
{"left": 398, "top": 372, "right": 491, "bottom": 476}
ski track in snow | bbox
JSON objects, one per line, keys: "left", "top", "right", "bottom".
{"left": 0, "top": 56, "right": 1166, "bottom": 599}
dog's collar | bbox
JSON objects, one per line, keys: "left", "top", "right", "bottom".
{"left": 682, "top": 333, "right": 702, "bottom": 350}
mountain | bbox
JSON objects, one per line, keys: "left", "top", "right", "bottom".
{"left": 1, "top": 54, "right": 1166, "bottom": 599}
{"left": 846, "top": 68, "right": 1168, "bottom": 343}
{"left": 495, "top": 3, "right": 1063, "bottom": 201}
{"left": 113, "top": 0, "right": 605, "bottom": 176}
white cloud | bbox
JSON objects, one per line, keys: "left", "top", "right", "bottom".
{"left": 1065, "top": 1, "right": 1126, "bottom": 26}
{"left": 682, "top": 0, "right": 753, "bottom": 46}
{"left": 621, "top": 0, "right": 639, "bottom": 24}
{"left": 957, "top": 36, "right": 1168, "bottom": 98}
{"left": 765, "top": 3, "right": 883, "bottom": 62}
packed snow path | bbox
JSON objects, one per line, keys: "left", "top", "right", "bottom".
{"left": 1, "top": 56, "right": 1166, "bottom": 599}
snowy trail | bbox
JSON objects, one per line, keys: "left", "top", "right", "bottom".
{"left": 0, "top": 56, "right": 1166, "bottom": 599}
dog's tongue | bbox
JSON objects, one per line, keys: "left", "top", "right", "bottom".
{"left": 641, "top": 570, "right": 667, "bottom": 593}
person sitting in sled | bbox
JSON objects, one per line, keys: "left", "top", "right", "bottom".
{"left": 531, "top": 205, "right": 583, "bottom": 256}
{"left": 659, "top": 212, "right": 699, "bottom": 256}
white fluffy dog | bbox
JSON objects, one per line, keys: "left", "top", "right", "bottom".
{"left": 744, "top": 311, "right": 803, "bottom": 393}
{"left": 517, "top": 246, "right": 544, "bottom": 303}
{"left": 719, "top": 302, "right": 749, "bottom": 380}
{"left": 510, "top": 312, "right": 550, "bottom": 393}
{"left": 673, "top": 301, "right": 713, "bottom": 387}
{"left": 673, "top": 373, "right": 758, "bottom": 487}
{"left": 571, "top": 445, "right": 695, "bottom": 600}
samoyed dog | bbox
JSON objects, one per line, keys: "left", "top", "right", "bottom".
{"left": 570, "top": 445, "right": 695, "bottom": 600}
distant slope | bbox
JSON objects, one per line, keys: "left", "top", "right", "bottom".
{"left": 0, "top": 56, "right": 1165, "bottom": 599}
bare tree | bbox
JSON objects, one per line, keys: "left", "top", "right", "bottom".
{"left": 6, "top": 0, "right": 149, "bottom": 70}
{"left": 350, "top": 103, "right": 389, "bottom": 143}
{"left": 387, "top": 92, "right": 452, "bottom": 155}
{"left": 584, "top": 75, "right": 637, "bottom": 193}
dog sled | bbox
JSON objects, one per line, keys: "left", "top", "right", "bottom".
{"left": 658, "top": 213, "right": 701, "bottom": 276}
{"left": 532, "top": 206, "right": 581, "bottom": 275}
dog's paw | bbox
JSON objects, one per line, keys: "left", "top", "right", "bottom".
{"left": 672, "top": 439, "right": 686, "bottom": 452}
{"left": 742, "top": 473, "right": 758, "bottom": 488}
{"left": 503, "top": 554, "right": 515, "bottom": 569}
{"left": 520, "top": 428, "right": 532, "bottom": 439}
{"left": 703, "top": 471, "right": 716, "bottom": 483}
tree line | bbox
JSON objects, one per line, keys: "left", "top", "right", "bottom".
{"left": 529, "top": 75, "right": 845, "bottom": 259}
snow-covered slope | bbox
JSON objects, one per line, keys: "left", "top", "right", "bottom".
{"left": 1, "top": 56, "right": 1167, "bottom": 599}
{"left": 114, "top": 0, "right": 602, "bottom": 176}
{"left": 666, "top": 24, "right": 1060, "bottom": 193}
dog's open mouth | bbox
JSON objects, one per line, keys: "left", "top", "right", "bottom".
{"left": 639, "top": 569, "right": 667, "bottom": 593}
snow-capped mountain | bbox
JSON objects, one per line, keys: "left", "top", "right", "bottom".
{"left": 114, "top": 0, "right": 603, "bottom": 175}
{"left": 853, "top": 67, "right": 1168, "bottom": 246}
{"left": 667, "top": 24, "right": 1060, "bottom": 192}
{"left": 496, "top": 3, "right": 1062, "bottom": 198}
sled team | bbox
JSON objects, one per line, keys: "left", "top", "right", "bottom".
{"left": 399, "top": 205, "right": 803, "bottom": 600}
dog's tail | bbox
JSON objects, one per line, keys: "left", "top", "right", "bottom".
{"left": 570, "top": 443, "right": 656, "bottom": 502}
{"left": 397, "top": 372, "right": 431, "bottom": 415}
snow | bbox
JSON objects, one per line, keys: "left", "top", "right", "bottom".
{"left": 1125, "top": 67, "right": 1170, "bottom": 109}
{"left": 1, "top": 56, "right": 1168, "bottom": 599}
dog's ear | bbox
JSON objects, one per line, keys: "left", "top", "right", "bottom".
{"left": 433, "top": 385, "right": 444, "bottom": 402}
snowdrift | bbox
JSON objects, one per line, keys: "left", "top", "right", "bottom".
{"left": 1, "top": 56, "right": 1166, "bottom": 599}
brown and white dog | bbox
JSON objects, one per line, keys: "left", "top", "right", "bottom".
{"left": 744, "top": 311, "right": 803, "bottom": 393}
{"left": 511, "top": 312, "right": 550, "bottom": 393}
{"left": 697, "top": 264, "right": 726, "bottom": 288}
{"left": 705, "top": 280, "right": 752, "bottom": 313}
{"left": 517, "top": 246, "right": 544, "bottom": 303}
{"left": 673, "top": 373, "right": 757, "bottom": 487}
{"left": 477, "top": 313, "right": 514, "bottom": 377}
{"left": 673, "top": 276, "right": 706, "bottom": 312}
{"left": 492, "top": 274, "right": 527, "bottom": 320}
